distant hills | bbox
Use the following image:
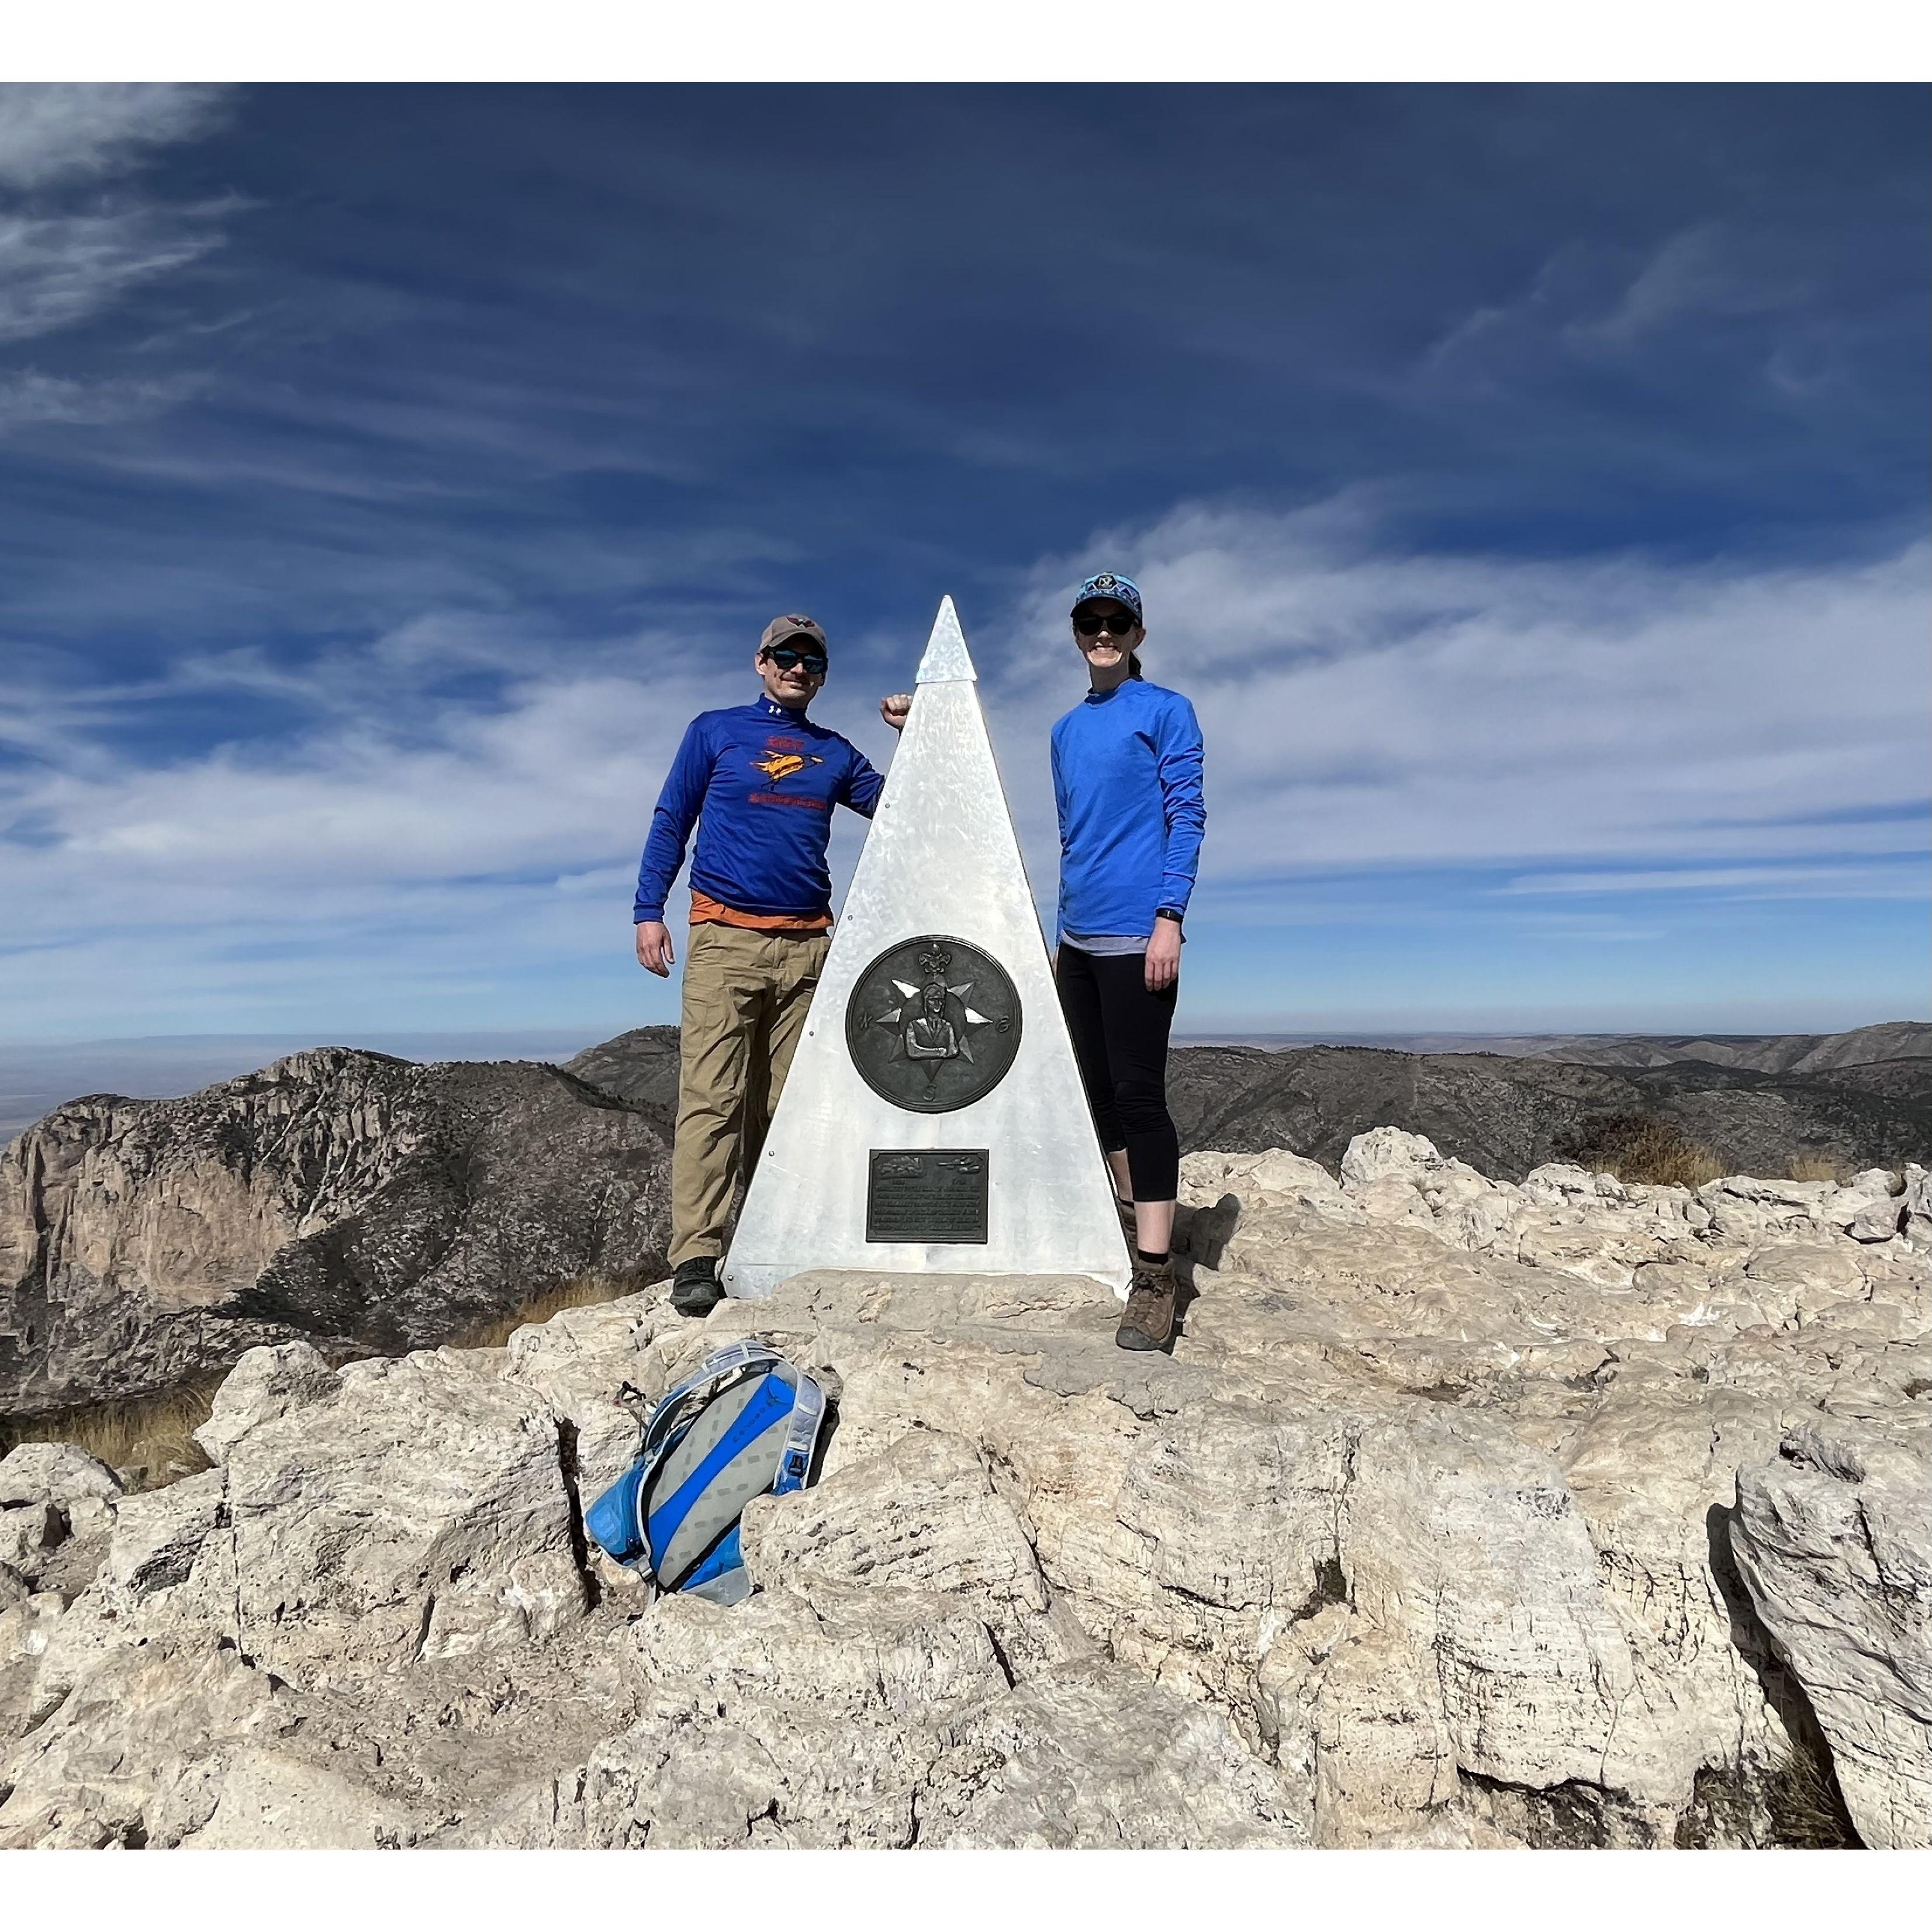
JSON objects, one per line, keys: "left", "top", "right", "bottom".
{"left": 566, "top": 1021, "right": 1931, "bottom": 1182}
{"left": 1174, "top": 1020, "right": 1932, "bottom": 1073}
{"left": 1460, "top": 1020, "right": 1932, "bottom": 1075}
{"left": 4, "top": 1021, "right": 1927, "bottom": 1174}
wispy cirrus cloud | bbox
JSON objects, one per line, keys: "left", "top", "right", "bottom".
{"left": 0, "top": 205, "right": 229, "bottom": 346}
{"left": 0, "top": 367, "right": 206, "bottom": 428}
{"left": 0, "top": 87, "right": 1922, "bottom": 1039}
{"left": 0, "top": 85, "right": 236, "bottom": 378}
{"left": 1495, "top": 863, "right": 1927, "bottom": 900}
{"left": 0, "top": 85, "right": 229, "bottom": 191}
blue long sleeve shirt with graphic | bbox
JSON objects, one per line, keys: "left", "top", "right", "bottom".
{"left": 1049, "top": 679, "right": 1206, "bottom": 942}
{"left": 633, "top": 696, "right": 885, "bottom": 922}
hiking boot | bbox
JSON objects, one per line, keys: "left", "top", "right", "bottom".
{"left": 1114, "top": 1256, "right": 1176, "bottom": 1352}
{"left": 671, "top": 1257, "right": 724, "bottom": 1318}
{"left": 1112, "top": 1192, "right": 1139, "bottom": 1246}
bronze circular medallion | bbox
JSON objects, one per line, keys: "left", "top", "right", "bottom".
{"left": 845, "top": 934, "right": 1023, "bottom": 1114}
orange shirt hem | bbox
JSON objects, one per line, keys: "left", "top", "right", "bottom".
{"left": 688, "top": 890, "right": 832, "bottom": 934}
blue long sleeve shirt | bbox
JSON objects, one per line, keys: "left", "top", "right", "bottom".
{"left": 1050, "top": 678, "right": 1205, "bottom": 942}
{"left": 634, "top": 696, "right": 885, "bottom": 922}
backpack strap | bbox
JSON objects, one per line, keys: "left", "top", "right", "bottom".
{"left": 773, "top": 1368, "right": 824, "bottom": 1495}
{"left": 630, "top": 1340, "right": 799, "bottom": 1554}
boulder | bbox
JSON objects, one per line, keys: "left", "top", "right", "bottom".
{"left": 1730, "top": 1421, "right": 1932, "bottom": 1849}
{"left": 220, "top": 1349, "right": 589, "bottom": 1680}
{"left": 0, "top": 1443, "right": 123, "bottom": 1509}
{"left": 193, "top": 1340, "right": 340, "bottom": 1466}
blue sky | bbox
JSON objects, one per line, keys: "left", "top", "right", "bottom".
{"left": 0, "top": 81, "right": 1926, "bottom": 1042}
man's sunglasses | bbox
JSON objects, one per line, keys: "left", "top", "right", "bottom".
{"left": 1074, "top": 612, "right": 1138, "bottom": 638}
{"left": 762, "top": 645, "right": 828, "bottom": 674}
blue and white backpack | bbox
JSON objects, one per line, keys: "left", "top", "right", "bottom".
{"left": 584, "top": 1340, "right": 828, "bottom": 1605}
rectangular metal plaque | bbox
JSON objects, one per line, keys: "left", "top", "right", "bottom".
{"left": 866, "top": 1148, "right": 989, "bottom": 1245}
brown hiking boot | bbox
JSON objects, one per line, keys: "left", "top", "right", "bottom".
{"left": 1115, "top": 1256, "right": 1176, "bottom": 1352}
{"left": 1112, "top": 1192, "right": 1138, "bottom": 1246}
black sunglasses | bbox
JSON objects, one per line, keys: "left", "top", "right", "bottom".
{"left": 1074, "top": 612, "right": 1138, "bottom": 637}
{"left": 762, "top": 645, "right": 828, "bottom": 674}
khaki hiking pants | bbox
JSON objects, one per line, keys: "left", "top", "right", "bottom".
{"left": 670, "top": 920, "right": 831, "bottom": 1268}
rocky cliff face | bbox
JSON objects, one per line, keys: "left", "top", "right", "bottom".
{"left": 0, "top": 1050, "right": 669, "bottom": 1416}
{"left": 2, "top": 1132, "right": 1924, "bottom": 1850}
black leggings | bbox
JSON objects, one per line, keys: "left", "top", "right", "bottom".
{"left": 1055, "top": 944, "right": 1180, "bottom": 1202}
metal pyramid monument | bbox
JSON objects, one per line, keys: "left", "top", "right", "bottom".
{"left": 722, "top": 597, "right": 1132, "bottom": 1301}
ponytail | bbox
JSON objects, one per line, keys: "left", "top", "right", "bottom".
{"left": 1128, "top": 652, "right": 1144, "bottom": 679}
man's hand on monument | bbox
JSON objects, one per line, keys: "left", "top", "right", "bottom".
{"left": 635, "top": 920, "right": 675, "bottom": 977}
{"left": 880, "top": 693, "right": 913, "bottom": 732}
{"left": 1145, "top": 921, "right": 1181, "bottom": 994}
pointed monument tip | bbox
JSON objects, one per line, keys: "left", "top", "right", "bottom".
{"left": 915, "top": 595, "right": 977, "bottom": 685}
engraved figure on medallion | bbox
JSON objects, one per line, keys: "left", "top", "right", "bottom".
{"left": 846, "top": 934, "right": 1022, "bottom": 1114}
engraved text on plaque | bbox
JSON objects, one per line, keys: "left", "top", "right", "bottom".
{"left": 866, "top": 1149, "right": 990, "bottom": 1244}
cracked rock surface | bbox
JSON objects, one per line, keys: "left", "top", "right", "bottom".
{"left": 1, "top": 1129, "right": 1926, "bottom": 1848}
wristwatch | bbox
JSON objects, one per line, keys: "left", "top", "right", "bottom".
{"left": 1155, "top": 908, "right": 1184, "bottom": 926}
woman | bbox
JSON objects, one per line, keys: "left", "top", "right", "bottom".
{"left": 1051, "top": 571, "right": 1205, "bottom": 1352}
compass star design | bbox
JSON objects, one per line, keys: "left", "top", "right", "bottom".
{"left": 845, "top": 935, "right": 1024, "bottom": 1114}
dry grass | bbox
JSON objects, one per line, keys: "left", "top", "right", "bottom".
{"left": 1786, "top": 1154, "right": 1848, "bottom": 1184}
{"left": 1556, "top": 1112, "right": 1727, "bottom": 1189}
{"left": 1764, "top": 1741, "right": 1860, "bottom": 1848}
{"left": 0, "top": 1373, "right": 223, "bottom": 1493}
{"left": 449, "top": 1272, "right": 651, "bottom": 1352}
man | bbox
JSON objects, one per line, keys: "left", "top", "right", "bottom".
{"left": 635, "top": 614, "right": 909, "bottom": 1315}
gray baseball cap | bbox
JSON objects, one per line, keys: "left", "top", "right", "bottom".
{"left": 759, "top": 613, "right": 828, "bottom": 653}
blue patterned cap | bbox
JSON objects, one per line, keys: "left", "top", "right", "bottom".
{"left": 1072, "top": 572, "right": 1143, "bottom": 621}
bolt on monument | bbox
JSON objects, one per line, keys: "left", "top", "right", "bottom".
{"left": 721, "top": 598, "right": 1133, "bottom": 1301}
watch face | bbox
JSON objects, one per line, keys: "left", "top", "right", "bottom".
{"left": 845, "top": 935, "right": 1023, "bottom": 1115}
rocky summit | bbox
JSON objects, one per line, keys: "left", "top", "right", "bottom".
{"left": 0, "top": 1049, "right": 671, "bottom": 1416}
{"left": 2, "top": 1129, "right": 1926, "bottom": 1850}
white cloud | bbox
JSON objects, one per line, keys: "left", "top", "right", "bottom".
{"left": 0, "top": 502, "right": 1925, "bottom": 1036}
{"left": 1498, "top": 863, "right": 1926, "bottom": 900}
{"left": 0, "top": 367, "right": 205, "bottom": 428}
{"left": 0, "top": 205, "right": 228, "bottom": 345}
{"left": 0, "top": 84, "right": 227, "bottom": 191}
{"left": 1571, "top": 224, "right": 1811, "bottom": 347}
{"left": 979, "top": 499, "right": 1930, "bottom": 890}
{"left": 0, "top": 86, "right": 233, "bottom": 352}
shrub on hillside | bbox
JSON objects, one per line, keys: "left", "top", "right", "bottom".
{"left": 1555, "top": 1111, "right": 1726, "bottom": 1188}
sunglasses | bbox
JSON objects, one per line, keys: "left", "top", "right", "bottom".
{"left": 763, "top": 645, "right": 828, "bottom": 674}
{"left": 1074, "top": 612, "right": 1139, "bottom": 638}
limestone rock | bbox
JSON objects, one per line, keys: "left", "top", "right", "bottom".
{"left": 220, "top": 1349, "right": 589, "bottom": 1680}
{"left": 0, "top": 1502, "right": 61, "bottom": 1571}
{"left": 498, "top": 1291, "right": 675, "bottom": 1496}
{"left": 1902, "top": 1164, "right": 1932, "bottom": 1248}
{"left": 108, "top": 1470, "right": 227, "bottom": 1601}
{"left": 2, "top": 1133, "right": 1927, "bottom": 1848}
{"left": 193, "top": 1340, "right": 340, "bottom": 1466}
{"left": 0, "top": 1442, "right": 123, "bottom": 1508}
{"left": 1730, "top": 1421, "right": 1932, "bottom": 1849}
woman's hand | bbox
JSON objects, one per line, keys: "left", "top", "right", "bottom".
{"left": 635, "top": 920, "right": 675, "bottom": 977}
{"left": 1145, "top": 920, "right": 1181, "bottom": 993}
{"left": 880, "top": 693, "right": 913, "bottom": 732}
